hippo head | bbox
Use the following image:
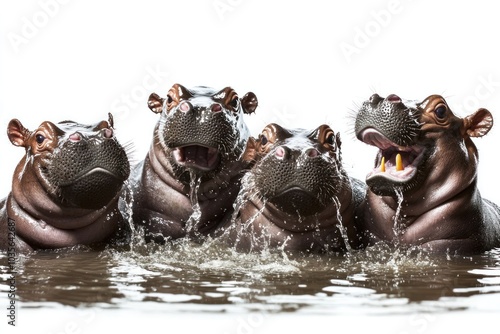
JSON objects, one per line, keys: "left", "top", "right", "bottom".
{"left": 355, "top": 93, "right": 493, "bottom": 196}
{"left": 7, "top": 114, "right": 130, "bottom": 209}
{"left": 148, "top": 83, "right": 258, "bottom": 182}
{"left": 242, "top": 123, "right": 347, "bottom": 216}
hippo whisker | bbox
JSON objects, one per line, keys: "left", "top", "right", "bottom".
{"left": 121, "top": 141, "right": 138, "bottom": 165}
{"left": 346, "top": 106, "right": 363, "bottom": 140}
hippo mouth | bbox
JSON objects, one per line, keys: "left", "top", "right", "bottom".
{"left": 67, "top": 167, "right": 123, "bottom": 183}
{"left": 361, "top": 129, "right": 425, "bottom": 184}
{"left": 269, "top": 186, "right": 326, "bottom": 216}
{"left": 172, "top": 145, "right": 220, "bottom": 171}
{"left": 59, "top": 167, "right": 125, "bottom": 209}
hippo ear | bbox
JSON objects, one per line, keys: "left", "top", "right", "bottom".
{"left": 335, "top": 132, "right": 343, "bottom": 162}
{"left": 242, "top": 137, "right": 258, "bottom": 163}
{"left": 108, "top": 113, "right": 114, "bottom": 128}
{"left": 7, "top": 119, "right": 31, "bottom": 147}
{"left": 463, "top": 108, "right": 493, "bottom": 138}
{"left": 335, "top": 132, "right": 342, "bottom": 150}
{"left": 241, "top": 92, "right": 258, "bottom": 114}
{"left": 148, "top": 93, "right": 165, "bottom": 114}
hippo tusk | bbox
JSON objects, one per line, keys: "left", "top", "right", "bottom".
{"left": 380, "top": 156, "right": 386, "bottom": 172}
{"left": 396, "top": 153, "right": 403, "bottom": 171}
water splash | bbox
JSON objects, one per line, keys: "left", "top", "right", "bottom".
{"left": 107, "top": 237, "right": 301, "bottom": 279}
{"left": 392, "top": 187, "right": 404, "bottom": 240}
{"left": 238, "top": 197, "right": 268, "bottom": 252}
{"left": 224, "top": 174, "right": 270, "bottom": 252}
{"left": 344, "top": 242, "right": 436, "bottom": 273}
{"left": 229, "top": 178, "right": 251, "bottom": 224}
{"left": 119, "top": 180, "right": 146, "bottom": 250}
{"left": 185, "top": 171, "right": 202, "bottom": 237}
{"left": 333, "top": 196, "right": 352, "bottom": 253}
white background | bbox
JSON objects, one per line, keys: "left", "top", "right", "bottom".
{"left": 1, "top": 0, "right": 500, "bottom": 202}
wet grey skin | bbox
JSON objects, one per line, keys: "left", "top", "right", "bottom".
{"left": 131, "top": 83, "right": 258, "bottom": 243}
{"left": 0, "top": 114, "right": 131, "bottom": 252}
{"left": 354, "top": 93, "right": 500, "bottom": 254}
{"left": 219, "top": 123, "right": 366, "bottom": 253}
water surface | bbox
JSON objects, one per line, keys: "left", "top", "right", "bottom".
{"left": 2, "top": 239, "right": 499, "bottom": 319}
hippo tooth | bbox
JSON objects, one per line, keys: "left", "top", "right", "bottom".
{"left": 396, "top": 153, "right": 403, "bottom": 171}
{"left": 380, "top": 156, "right": 386, "bottom": 172}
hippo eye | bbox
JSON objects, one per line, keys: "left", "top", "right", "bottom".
{"left": 434, "top": 104, "right": 447, "bottom": 119}
{"left": 166, "top": 95, "right": 173, "bottom": 105}
{"left": 260, "top": 135, "right": 268, "bottom": 146}
{"left": 326, "top": 132, "right": 335, "bottom": 145}
{"left": 35, "top": 134, "right": 45, "bottom": 144}
{"left": 230, "top": 96, "right": 239, "bottom": 110}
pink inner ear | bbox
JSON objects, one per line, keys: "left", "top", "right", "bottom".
{"left": 7, "top": 120, "right": 29, "bottom": 147}
{"left": 466, "top": 108, "right": 494, "bottom": 138}
{"left": 8, "top": 132, "right": 25, "bottom": 146}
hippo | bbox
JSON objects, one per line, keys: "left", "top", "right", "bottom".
{"left": 131, "top": 83, "right": 258, "bottom": 242}
{"left": 354, "top": 93, "right": 500, "bottom": 254}
{"left": 218, "top": 123, "right": 366, "bottom": 253}
{"left": 0, "top": 114, "right": 130, "bottom": 252}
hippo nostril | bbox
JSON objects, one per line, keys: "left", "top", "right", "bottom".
{"left": 179, "top": 101, "right": 191, "bottom": 112}
{"left": 306, "top": 148, "right": 319, "bottom": 158}
{"left": 387, "top": 94, "right": 401, "bottom": 103}
{"left": 103, "top": 128, "right": 113, "bottom": 139}
{"left": 69, "top": 133, "right": 82, "bottom": 142}
{"left": 211, "top": 103, "right": 222, "bottom": 113}
{"left": 369, "top": 93, "right": 382, "bottom": 104}
{"left": 275, "top": 146, "right": 286, "bottom": 160}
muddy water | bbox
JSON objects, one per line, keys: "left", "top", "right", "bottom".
{"left": 1, "top": 239, "right": 500, "bottom": 318}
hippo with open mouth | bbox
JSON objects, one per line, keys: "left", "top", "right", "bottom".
{"left": 0, "top": 114, "right": 130, "bottom": 252}
{"left": 219, "top": 123, "right": 366, "bottom": 253}
{"left": 355, "top": 93, "right": 500, "bottom": 254}
{"left": 131, "top": 83, "right": 257, "bottom": 242}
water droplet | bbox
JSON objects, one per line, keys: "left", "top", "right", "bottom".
{"left": 333, "top": 196, "right": 351, "bottom": 252}
{"left": 392, "top": 187, "right": 404, "bottom": 242}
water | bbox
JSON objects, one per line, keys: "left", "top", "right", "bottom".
{"left": 2, "top": 241, "right": 500, "bottom": 313}
{"left": 2, "top": 185, "right": 500, "bottom": 331}
{"left": 333, "top": 196, "right": 351, "bottom": 252}
{"left": 392, "top": 187, "right": 405, "bottom": 238}
{"left": 185, "top": 172, "right": 202, "bottom": 237}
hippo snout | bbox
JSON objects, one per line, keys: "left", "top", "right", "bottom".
{"left": 263, "top": 146, "right": 334, "bottom": 216}
{"left": 273, "top": 146, "right": 320, "bottom": 160}
{"left": 248, "top": 125, "right": 346, "bottom": 217}
{"left": 69, "top": 127, "right": 113, "bottom": 142}
{"left": 274, "top": 146, "right": 320, "bottom": 161}
{"left": 355, "top": 93, "right": 420, "bottom": 147}
{"left": 152, "top": 85, "right": 257, "bottom": 177}
{"left": 47, "top": 126, "right": 130, "bottom": 209}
